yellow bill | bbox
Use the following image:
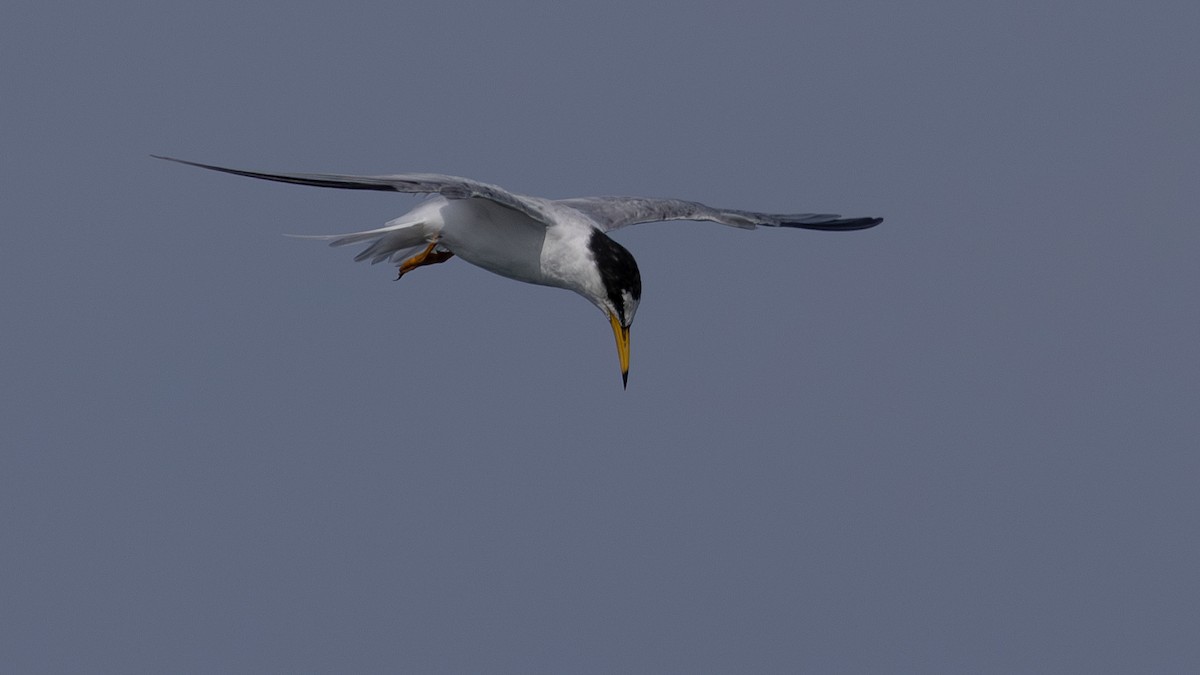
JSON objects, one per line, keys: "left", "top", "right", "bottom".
{"left": 608, "top": 311, "right": 631, "bottom": 389}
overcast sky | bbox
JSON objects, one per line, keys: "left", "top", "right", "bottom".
{"left": 3, "top": 1, "right": 1198, "bottom": 672}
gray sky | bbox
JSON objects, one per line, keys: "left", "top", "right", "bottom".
{"left": 3, "top": 1, "right": 1197, "bottom": 672}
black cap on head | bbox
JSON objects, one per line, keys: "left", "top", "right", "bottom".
{"left": 588, "top": 229, "right": 641, "bottom": 325}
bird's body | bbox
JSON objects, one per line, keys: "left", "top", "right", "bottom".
{"left": 380, "top": 196, "right": 554, "bottom": 285}
{"left": 442, "top": 197, "right": 588, "bottom": 291}
{"left": 155, "top": 156, "right": 881, "bottom": 386}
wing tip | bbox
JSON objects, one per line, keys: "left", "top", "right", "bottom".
{"left": 151, "top": 154, "right": 213, "bottom": 170}
{"left": 782, "top": 215, "right": 884, "bottom": 231}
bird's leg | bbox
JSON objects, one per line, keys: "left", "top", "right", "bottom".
{"left": 396, "top": 238, "right": 455, "bottom": 280}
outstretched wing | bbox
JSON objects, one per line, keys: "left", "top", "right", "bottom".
{"left": 556, "top": 196, "right": 882, "bottom": 232}
{"left": 152, "top": 156, "right": 551, "bottom": 224}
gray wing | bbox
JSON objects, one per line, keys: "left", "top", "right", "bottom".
{"left": 556, "top": 196, "right": 883, "bottom": 232}
{"left": 153, "top": 156, "right": 551, "bottom": 224}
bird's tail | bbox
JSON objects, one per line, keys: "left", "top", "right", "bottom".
{"left": 285, "top": 198, "right": 445, "bottom": 265}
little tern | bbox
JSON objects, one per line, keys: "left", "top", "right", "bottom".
{"left": 155, "top": 156, "right": 882, "bottom": 387}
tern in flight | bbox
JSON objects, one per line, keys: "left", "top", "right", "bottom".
{"left": 155, "top": 156, "right": 882, "bottom": 387}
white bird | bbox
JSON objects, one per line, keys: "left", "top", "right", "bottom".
{"left": 155, "top": 156, "right": 882, "bottom": 387}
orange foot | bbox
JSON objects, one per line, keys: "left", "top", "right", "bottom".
{"left": 396, "top": 239, "right": 455, "bottom": 280}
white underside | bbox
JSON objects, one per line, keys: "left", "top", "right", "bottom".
{"left": 316, "top": 197, "right": 607, "bottom": 308}
{"left": 438, "top": 198, "right": 549, "bottom": 285}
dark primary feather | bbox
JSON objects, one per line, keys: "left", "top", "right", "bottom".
{"left": 151, "top": 155, "right": 551, "bottom": 224}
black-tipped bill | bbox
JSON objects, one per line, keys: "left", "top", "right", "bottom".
{"left": 608, "top": 312, "right": 631, "bottom": 389}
